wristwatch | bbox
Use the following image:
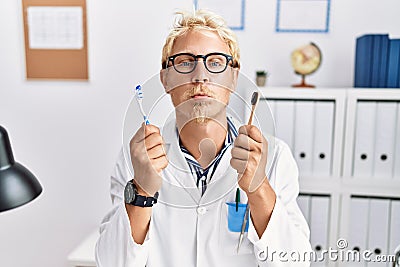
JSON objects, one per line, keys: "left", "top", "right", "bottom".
{"left": 124, "top": 180, "right": 159, "bottom": 207}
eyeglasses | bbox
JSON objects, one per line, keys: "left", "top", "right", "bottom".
{"left": 166, "top": 52, "right": 233, "bottom": 74}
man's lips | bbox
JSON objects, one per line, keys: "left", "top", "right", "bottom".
{"left": 192, "top": 94, "right": 211, "bottom": 99}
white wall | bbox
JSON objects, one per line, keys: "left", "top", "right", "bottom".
{"left": 0, "top": 1, "right": 399, "bottom": 267}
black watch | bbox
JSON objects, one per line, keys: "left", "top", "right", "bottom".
{"left": 124, "top": 180, "right": 159, "bottom": 207}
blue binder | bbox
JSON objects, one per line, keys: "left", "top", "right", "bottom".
{"left": 370, "top": 35, "right": 386, "bottom": 88}
{"left": 354, "top": 35, "right": 374, "bottom": 88}
{"left": 378, "top": 35, "right": 390, "bottom": 88}
{"left": 370, "top": 35, "right": 380, "bottom": 87}
{"left": 386, "top": 39, "right": 400, "bottom": 88}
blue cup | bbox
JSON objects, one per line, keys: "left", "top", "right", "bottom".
{"left": 226, "top": 202, "right": 249, "bottom": 232}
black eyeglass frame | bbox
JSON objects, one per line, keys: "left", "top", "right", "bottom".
{"left": 166, "top": 52, "right": 234, "bottom": 74}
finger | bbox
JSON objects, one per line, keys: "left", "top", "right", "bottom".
{"left": 233, "top": 134, "right": 250, "bottom": 150}
{"left": 230, "top": 158, "right": 247, "bottom": 174}
{"left": 144, "top": 124, "right": 161, "bottom": 137}
{"left": 146, "top": 144, "right": 166, "bottom": 160}
{"left": 151, "top": 155, "right": 169, "bottom": 172}
{"left": 238, "top": 125, "right": 263, "bottom": 143}
{"left": 132, "top": 124, "right": 161, "bottom": 143}
{"left": 234, "top": 134, "right": 261, "bottom": 151}
{"left": 144, "top": 133, "right": 164, "bottom": 150}
{"left": 231, "top": 146, "right": 249, "bottom": 161}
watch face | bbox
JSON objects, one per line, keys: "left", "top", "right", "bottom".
{"left": 124, "top": 183, "right": 134, "bottom": 203}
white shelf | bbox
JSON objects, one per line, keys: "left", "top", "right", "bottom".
{"left": 257, "top": 87, "right": 400, "bottom": 267}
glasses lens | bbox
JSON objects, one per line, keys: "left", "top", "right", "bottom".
{"left": 206, "top": 54, "right": 228, "bottom": 73}
{"left": 173, "top": 54, "right": 196, "bottom": 73}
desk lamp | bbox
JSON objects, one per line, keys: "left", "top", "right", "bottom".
{"left": 0, "top": 125, "right": 42, "bottom": 212}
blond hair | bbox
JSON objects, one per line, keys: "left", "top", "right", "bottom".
{"left": 161, "top": 9, "right": 240, "bottom": 69}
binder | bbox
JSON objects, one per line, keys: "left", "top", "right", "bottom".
{"left": 275, "top": 100, "right": 295, "bottom": 150}
{"left": 353, "top": 101, "right": 377, "bottom": 178}
{"left": 386, "top": 39, "right": 400, "bottom": 88}
{"left": 310, "top": 196, "right": 330, "bottom": 264}
{"left": 394, "top": 103, "right": 400, "bottom": 179}
{"left": 294, "top": 101, "right": 315, "bottom": 177}
{"left": 355, "top": 35, "right": 374, "bottom": 87}
{"left": 312, "top": 101, "right": 334, "bottom": 177}
{"left": 367, "top": 198, "right": 390, "bottom": 266}
{"left": 354, "top": 35, "right": 365, "bottom": 87}
{"left": 389, "top": 200, "right": 400, "bottom": 255}
{"left": 378, "top": 34, "right": 390, "bottom": 88}
{"left": 297, "top": 195, "right": 311, "bottom": 223}
{"left": 371, "top": 35, "right": 382, "bottom": 88}
{"left": 348, "top": 197, "right": 369, "bottom": 260}
{"left": 373, "top": 102, "right": 397, "bottom": 178}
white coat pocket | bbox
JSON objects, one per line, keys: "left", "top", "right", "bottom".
{"left": 219, "top": 202, "right": 253, "bottom": 255}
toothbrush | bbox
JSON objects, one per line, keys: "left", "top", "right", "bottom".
{"left": 135, "top": 85, "right": 150, "bottom": 125}
{"left": 237, "top": 91, "right": 259, "bottom": 254}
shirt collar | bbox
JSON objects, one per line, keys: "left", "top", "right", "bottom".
{"left": 178, "top": 116, "right": 238, "bottom": 171}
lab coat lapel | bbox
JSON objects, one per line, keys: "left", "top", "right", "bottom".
{"left": 158, "top": 119, "right": 202, "bottom": 206}
{"left": 199, "top": 145, "right": 237, "bottom": 206}
{"left": 199, "top": 116, "right": 241, "bottom": 205}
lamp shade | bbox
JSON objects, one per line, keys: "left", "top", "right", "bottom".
{"left": 0, "top": 125, "right": 42, "bottom": 212}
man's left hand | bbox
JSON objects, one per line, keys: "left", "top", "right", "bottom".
{"left": 230, "top": 125, "right": 268, "bottom": 194}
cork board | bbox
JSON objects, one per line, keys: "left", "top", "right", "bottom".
{"left": 22, "top": 0, "right": 88, "bottom": 80}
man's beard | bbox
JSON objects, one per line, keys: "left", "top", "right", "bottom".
{"left": 192, "top": 101, "right": 210, "bottom": 124}
{"left": 184, "top": 84, "right": 216, "bottom": 125}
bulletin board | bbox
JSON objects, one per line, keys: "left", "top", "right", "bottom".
{"left": 22, "top": 0, "right": 88, "bottom": 80}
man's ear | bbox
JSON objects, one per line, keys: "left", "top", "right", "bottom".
{"left": 159, "top": 69, "right": 170, "bottom": 93}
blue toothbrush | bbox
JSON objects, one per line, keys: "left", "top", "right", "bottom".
{"left": 135, "top": 85, "right": 150, "bottom": 125}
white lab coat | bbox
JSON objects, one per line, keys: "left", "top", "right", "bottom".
{"left": 95, "top": 118, "right": 312, "bottom": 267}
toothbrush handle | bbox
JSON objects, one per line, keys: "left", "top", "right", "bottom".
{"left": 144, "top": 116, "right": 150, "bottom": 125}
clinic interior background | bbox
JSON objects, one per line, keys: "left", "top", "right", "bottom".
{"left": 0, "top": 0, "right": 399, "bottom": 266}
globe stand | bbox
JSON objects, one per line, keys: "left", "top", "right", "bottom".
{"left": 292, "top": 74, "right": 315, "bottom": 88}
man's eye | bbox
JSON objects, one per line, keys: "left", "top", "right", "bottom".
{"left": 208, "top": 60, "right": 223, "bottom": 68}
{"left": 176, "top": 59, "right": 194, "bottom": 66}
{"left": 210, "top": 61, "right": 222, "bottom": 67}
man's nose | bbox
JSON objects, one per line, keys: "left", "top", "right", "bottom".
{"left": 191, "top": 60, "right": 210, "bottom": 83}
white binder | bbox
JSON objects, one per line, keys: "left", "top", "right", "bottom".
{"left": 274, "top": 100, "right": 295, "bottom": 150}
{"left": 297, "top": 195, "right": 311, "bottom": 223}
{"left": 367, "top": 198, "right": 390, "bottom": 267}
{"left": 312, "top": 101, "right": 334, "bottom": 177}
{"left": 373, "top": 102, "right": 397, "bottom": 178}
{"left": 348, "top": 197, "right": 369, "bottom": 266}
{"left": 394, "top": 103, "right": 400, "bottom": 179}
{"left": 294, "top": 101, "right": 315, "bottom": 177}
{"left": 310, "top": 196, "right": 330, "bottom": 265}
{"left": 389, "top": 200, "right": 400, "bottom": 255}
{"left": 353, "top": 101, "right": 377, "bottom": 178}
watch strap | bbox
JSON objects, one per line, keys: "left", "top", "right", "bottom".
{"left": 126, "top": 180, "right": 159, "bottom": 207}
{"left": 131, "top": 192, "right": 159, "bottom": 207}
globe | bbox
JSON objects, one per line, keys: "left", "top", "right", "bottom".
{"left": 291, "top": 42, "right": 322, "bottom": 88}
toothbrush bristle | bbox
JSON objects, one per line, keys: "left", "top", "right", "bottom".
{"left": 135, "top": 85, "right": 144, "bottom": 99}
{"left": 251, "top": 92, "right": 259, "bottom": 105}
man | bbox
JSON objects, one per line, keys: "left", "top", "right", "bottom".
{"left": 96, "top": 10, "right": 312, "bottom": 266}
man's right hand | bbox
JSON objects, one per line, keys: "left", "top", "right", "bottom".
{"left": 129, "top": 124, "right": 168, "bottom": 196}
